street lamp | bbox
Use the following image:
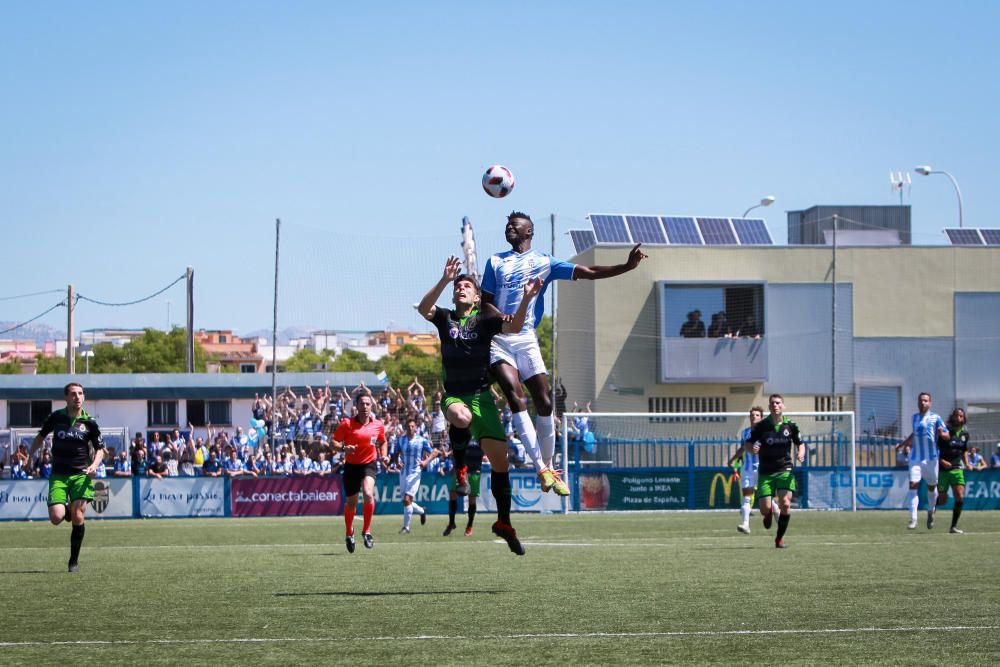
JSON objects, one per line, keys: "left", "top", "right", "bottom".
{"left": 915, "top": 165, "right": 964, "bottom": 228}
{"left": 742, "top": 195, "right": 776, "bottom": 219}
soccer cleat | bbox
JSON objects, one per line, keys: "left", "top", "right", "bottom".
{"left": 464, "top": 526, "right": 473, "bottom": 537}
{"left": 420, "top": 512, "right": 427, "bottom": 526}
{"left": 907, "top": 519, "right": 918, "bottom": 530}
{"left": 491, "top": 521, "right": 525, "bottom": 556}
{"left": 455, "top": 467, "right": 470, "bottom": 496}
{"left": 737, "top": 522, "right": 751, "bottom": 535}
{"left": 927, "top": 508, "right": 935, "bottom": 530}
{"left": 362, "top": 532, "right": 374, "bottom": 549}
{"left": 775, "top": 539, "right": 788, "bottom": 549}
{"left": 949, "top": 527, "right": 964, "bottom": 534}
{"left": 443, "top": 523, "right": 457, "bottom": 537}
{"left": 67, "top": 561, "right": 80, "bottom": 573}
{"left": 399, "top": 527, "right": 410, "bottom": 534}
{"left": 762, "top": 511, "right": 773, "bottom": 530}
{"left": 539, "top": 468, "right": 570, "bottom": 496}
{"left": 345, "top": 534, "right": 356, "bottom": 553}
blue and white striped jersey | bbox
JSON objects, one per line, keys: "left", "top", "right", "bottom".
{"left": 740, "top": 426, "right": 759, "bottom": 472}
{"left": 394, "top": 434, "right": 433, "bottom": 475}
{"left": 481, "top": 249, "right": 576, "bottom": 334}
{"left": 910, "top": 412, "right": 946, "bottom": 462}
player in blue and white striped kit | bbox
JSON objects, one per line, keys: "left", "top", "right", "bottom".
{"left": 895, "top": 392, "right": 949, "bottom": 530}
{"left": 481, "top": 212, "right": 646, "bottom": 496}
{"left": 392, "top": 417, "right": 436, "bottom": 534}
{"left": 729, "top": 406, "right": 764, "bottom": 534}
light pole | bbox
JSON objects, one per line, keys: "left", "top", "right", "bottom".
{"left": 915, "top": 165, "right": 964, "bottom": 228}
{"left": 741, "top": 195, "right": 776, "bottom": 218}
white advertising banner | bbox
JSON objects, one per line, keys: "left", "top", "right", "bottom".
{"left": 89, "top": 478, "right": 133, "bottom": 519}
{"left": 139, "top": 478, "right": 225, "bottom": 517}
{"left": 808, "top": 469, "right": 911, "bottom": 510}
{"left": 0, "top": 479, "right": 49, "bottom": 519}
{"left": 473, "top": 470, "right": 565, "bottom": 513}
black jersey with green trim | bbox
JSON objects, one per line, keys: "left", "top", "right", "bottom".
{"left": 431, "top": 307, "right": 503, "bottom": 395}
{"left": 748, "top": 415, "right": 802, "bottom": 475}
{"left": 937, "top": 427, "right": 969, "bottom": 468}
{"left": 39, "top": 408, "right": 104, "bottom": 475}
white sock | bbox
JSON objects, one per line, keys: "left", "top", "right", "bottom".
{"left": 927, "top": 489, "right": 937, "bottom": 512}
{"left": 740, "top": 496, "right": 751, "bottom": 524}
{"left": 412, "top": 502, "right": 425, "bottom": 515}
{"left": 907, "top": 489, "right": 919, "bottom": 519}
{"left": 535, "top": 415, "right": 556, "bottom": 468}
{"left": 403, "top": 504, "right": 412, "bottom": 529}
{"left": 512, "top": 411, "right": 546, "bottom": 473}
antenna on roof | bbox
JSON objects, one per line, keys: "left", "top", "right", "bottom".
{"left": 460, "top": 217, "right": 480, "bottom": 284}
{"left": 890, "top": 171, "right": 911, "bottom": 205}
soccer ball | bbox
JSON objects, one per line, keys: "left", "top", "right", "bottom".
{"left": 482, "top": 165, "right": 515, "bottom": 198}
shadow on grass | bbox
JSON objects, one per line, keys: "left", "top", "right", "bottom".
{"left": 275, "top": 590, "right": 508, "bottom": 597}
{"left": 0, "top": 570, "right": 51, "bottom": 574}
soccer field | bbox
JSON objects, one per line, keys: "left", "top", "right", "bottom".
{"left": 1, "top": 512, "right": 997, "bottom": 666}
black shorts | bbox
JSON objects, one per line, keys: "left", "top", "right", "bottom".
{"left": 343, "top": 461, "right": 378, "bottom": 497}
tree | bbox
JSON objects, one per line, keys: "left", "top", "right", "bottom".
{"left": 379, "top": 344, "right": 441, "bottom": 390}
{"left": 329, "top": 348, "right": 377, "bottom": 373}
{"left": 282, "top": 347, "right": 336, "bottom": 372}
{"left": 34, "top": 328, "right": 209, "bottom": 373}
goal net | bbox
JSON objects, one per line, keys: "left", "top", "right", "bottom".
{"left": 560, "top": 411, "right": 857, "bottom": 512}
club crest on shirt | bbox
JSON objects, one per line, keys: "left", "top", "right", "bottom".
{"left": 782, "top": 428, "right": 790, "bottom": 437}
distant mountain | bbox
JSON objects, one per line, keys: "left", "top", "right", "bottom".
{"left": 0, "top": 322, "right": 64, "bottom": 346}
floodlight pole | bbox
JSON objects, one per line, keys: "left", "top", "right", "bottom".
{"left": 915, "top": 166, "right": 964, "bottom": 228}
{"left": 270, "top": 218, "right": 281, "bottom": 455}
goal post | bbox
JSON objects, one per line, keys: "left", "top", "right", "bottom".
{"left": 560, "top": 411, "right": 857, "bottom": 513}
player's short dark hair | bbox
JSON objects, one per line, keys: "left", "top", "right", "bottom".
{"left": 507, "top": 211, "right": 532, "bottom": 224}
{"left": 768, "top": 393, "right": 784, "bottom": 402}
{"left": 750, "top": 406, "right": 764, "bottom": 416}
{"left": 918, "top": 391, "right": 932, "bottom": 400}
{"left": 453, "top": 274, "right": 481, "bottom": 294}
{"left": 64, "top": 382, "right": 84, "bottom": 396}
{"left": 354, "top": 391, "right": 373, "bottom": 405}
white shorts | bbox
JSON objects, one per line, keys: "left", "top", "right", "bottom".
{"left": 490, "top": 332, "right": 547, "bottom": 380}
{"left": 741, "top": 469, "right": 758, "bottom": 490}
{"left": 908, "top": 460, "right": 939, "bottom": 486}
{"left": 400, "top": 470, "right": 421, "bottom": 498}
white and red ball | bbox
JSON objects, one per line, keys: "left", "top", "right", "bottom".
{"left": 482, "top": 164, "right": 515, "bottom": 198}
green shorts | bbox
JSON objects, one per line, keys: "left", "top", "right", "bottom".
{"left": 939, "top": 467, "right": 966, "bottom": 491}
{"left": 756, "top": 471, "right": 796, "bottom": 498}
{"left": 448, "top": 470, "right": 482, "bottom": 497}
{"left": 48, "top": 473, "right": 95, "bottom": 506}
{"left": 443, "top": 391, "right": 505, "bottom": 444}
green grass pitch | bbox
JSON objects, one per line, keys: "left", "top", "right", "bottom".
{"left": 1, "top": 511, "right": 997, "bottom": 665}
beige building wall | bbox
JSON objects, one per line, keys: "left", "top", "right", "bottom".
{"left": 556, "top": 245, "right": 1000, "bottom": 413}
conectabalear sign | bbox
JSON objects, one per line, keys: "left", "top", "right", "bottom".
{"left": 232, "top": 476, "right": 344, "bottom": 516}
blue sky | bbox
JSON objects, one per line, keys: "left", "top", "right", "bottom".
{"left": 3, "top": 2, "right": 997, "bottom": 337}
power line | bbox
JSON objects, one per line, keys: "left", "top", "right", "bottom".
{"left": 0, "top": 288, "right": 64, "bottom": 302}
{"left": 0, "top": 300, "right": 67, "bottom": 336}
{"left": 77, "top": 273, "right": 186, "bottom": 307}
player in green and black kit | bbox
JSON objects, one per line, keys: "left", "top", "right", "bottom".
{"left": 936, "top": 408, "right": 972, "bottom": 534}
{"left": 418, "top": 256, "right": 541, "bottom": 555}
{"left": 29, "top": 382, "right": 105, "bottom": 572}
{"left": 746, "top": 394, "right": 804, "bottom": 548}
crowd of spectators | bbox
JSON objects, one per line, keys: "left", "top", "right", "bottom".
{"left": 679, "top": 309, "right": 761, "bottom": 339}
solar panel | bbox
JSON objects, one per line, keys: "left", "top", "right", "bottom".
{"left": 945, "top": 228, "right": 984, "bottom": 245}
{"left": 979, "top": 229, "right": 1000, "bottom": 245}
{"left": 625, "top": 216, "right": 667, "bottom": 244}
{"left": 590, "top": 215, "right": 631, "bottom": 243}
{"left": 570, "top": 229, "right": 597, "bottom": 254}
{"left": 661, "top": 217, "right": 702, "bottom": 244}
{"left": 697, "top": 217, "right": 737, "bottom": 245}
{"left": 732, "top": 218, "right": 773, "bottom": 245}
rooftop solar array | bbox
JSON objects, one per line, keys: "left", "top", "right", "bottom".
{"left": 978, "top": 229, "right": 1000, "bottom": 246}
{"left": 570, "top": 229, "right": 597, "bottom": 254}
{"left": 579, "top": 214, "right": 776, "bottom": 251}
{"left": 945, "top": 228, "right": 985, "bottom": 245}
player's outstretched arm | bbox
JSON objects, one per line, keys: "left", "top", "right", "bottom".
{"left": 895, "top": 434, "right": 913, "bottom": 452}
{"left": 418, "top": 256, "right": 462, "bottom": 321}
{"left": 502, "top": 278, "right": 543, "bottom": 334}
{"left": 572, "top": 243, "right": 647, "bottom": 280}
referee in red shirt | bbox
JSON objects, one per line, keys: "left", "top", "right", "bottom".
{"left": 332, "top": 394, "right": 389, "bottom": 552}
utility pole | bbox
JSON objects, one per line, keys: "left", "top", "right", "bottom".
{"left": 66, "top": 284, "right": 75, "bottom": 374}
{"left": 186, "top": 266, "right": 195, "bottom": 372}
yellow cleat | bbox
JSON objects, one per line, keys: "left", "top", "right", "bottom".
{"left": 539, "top": 468, "right": 570, "bottom": 497}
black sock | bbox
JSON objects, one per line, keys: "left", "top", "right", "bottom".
{"left": 467, "top": 499, "right": 477, "bottom": 528}
{"left": 491, "top": 472, "right": 512, "bottom": 524}
{"left": 952, "top": 501, "right": 963, "bottom": 528}
{"left": 70, "top": 523, "right": 85, "bottom": 564}
{"left": 448, "top": 498, "right": 458, "bottom": 524}
{"left": 776, "top": 514, "right": 790, "bottom": 541}
{"left": 449, "top": 426, "right": 470, "bottom": 468}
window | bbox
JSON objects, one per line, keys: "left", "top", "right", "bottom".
{"left": 814, "top": 395, "right": 846, "bottom": 422}
{"left": 661, "top": 283, "right": 765, "bottom": 338}
{"left": 147, "top": 400, "right": 177, "bottom": 427}
{"left": 240, "top": 363, "right": 256, "bottom": 373}
{"left": 218, "top": 335, "right": 227, "bottom": 343}
{"left": 8, "top": 400, "right": 53, "bottom": 428}
{"left": 648, "top": 396, "right": 727, "bottom": 423}
{"left": 186, "top": 400, "right": 232, "bottom": 427}
{"left": 396, "top": 336, "right": 404, "bottom": 345}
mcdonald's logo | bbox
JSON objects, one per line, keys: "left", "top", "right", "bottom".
{"left": 708, "top": 472, "right": 736, "bottom": 507}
